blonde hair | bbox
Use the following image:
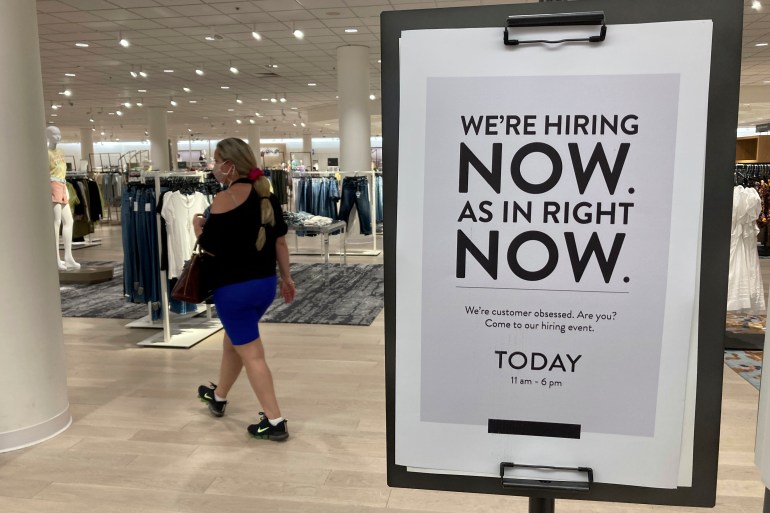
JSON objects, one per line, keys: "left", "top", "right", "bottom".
{"left": 216, "top": 137, "right": 275, "bottom": 251}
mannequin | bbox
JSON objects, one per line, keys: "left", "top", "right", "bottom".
{"left": 47, "top": 126, "right": 79, "bottom": 271}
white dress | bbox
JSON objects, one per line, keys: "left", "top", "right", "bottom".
{"left": 726, "top": 186, "right": 765, "bottom": 312}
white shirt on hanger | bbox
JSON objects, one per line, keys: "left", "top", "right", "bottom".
{"left": 161, "top": 190, "right": 210, "bottom": 279}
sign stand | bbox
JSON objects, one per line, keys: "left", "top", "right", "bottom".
{"left": 530, "top": 498, "right": 554, "bottom": 513}
{"left": 382, "top": 0, "right": 742, "bottom": 508}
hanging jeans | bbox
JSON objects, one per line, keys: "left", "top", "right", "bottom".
{"left": 338, "top": 176, "right": 372, "bottom": 235}
{"left": 375, "top": 175, "right": 383, "bottom": 223}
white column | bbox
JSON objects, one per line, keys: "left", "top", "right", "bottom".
{"left": 337, "top": 45, "right": 371, "bottom": 172}
{"left": 147, "top": 107, "right": 169, "bottom": 171}
{"left": 169, "top": 136, "right": 178, "bottom": 170}
{"left": 248, "top": 125, "right": 261, "bottom": 166}
{"left": 302, "top": 133, "right": 312, "bottom": 153}
{"left": 79, "top": 127, "right": 93, "bottom": 171}
{"left": 0, "top": 0, "right": 71, "bottom": 452}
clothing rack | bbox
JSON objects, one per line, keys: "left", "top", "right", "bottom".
{"left": 127, "top": 171, "right": 222, "bottom": 348}
{"left": 337, "top": 170, "right": 381, "bottom": 256}
{"left": 65, "top": 173, "right": 102, "bottom": 247}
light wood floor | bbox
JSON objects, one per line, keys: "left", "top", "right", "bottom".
{"left": 0, "top": 224, "right": 766, "bottom": 513}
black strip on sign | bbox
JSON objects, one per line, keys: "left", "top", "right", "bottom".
{"left": 488, "top": 419, "right": 581, "bottom": 439}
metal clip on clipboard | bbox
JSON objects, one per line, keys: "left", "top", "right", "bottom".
{"left": 503, "top": 11, "right": 606, "bottom": 46}
{"left": 499, "top": 462, "right": 593, "bottom": 492}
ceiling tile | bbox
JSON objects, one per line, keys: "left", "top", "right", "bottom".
{"left": 37, "top": 13, "right": 68, "bottom": 24}
{"left": 37, "top": 1, "right": 78, "bottom": 13}
{"left": 169, "top": 4, "right": 226, "bottom": 16}
{"left": 115, "top": 18, "right": 168, "bottom": 29}
{"left": 60, "top": 0, "right": 117, "bottom": 8}
{"left": 53, "top": 10, "right": 105, "bottom": 22}
{"left": 107, "top": 0, "right": 162, "bottom": 7}
{"left": 88, "top": 8, "right": 143, "bottom": 20}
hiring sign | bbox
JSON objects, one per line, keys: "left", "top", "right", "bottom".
{"left": 395, "top": 21, "right": 712, "bottom": 488}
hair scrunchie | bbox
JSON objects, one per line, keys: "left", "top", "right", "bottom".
{"left": 248, "top": 167, "right": 264, "bottom": 181}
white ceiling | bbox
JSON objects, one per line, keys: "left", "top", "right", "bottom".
{"left": 35, "top": 0, "right": 765, "bottom": 142}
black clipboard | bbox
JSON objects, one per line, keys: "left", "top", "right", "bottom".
{"left": 381, "top": 0, "right": 742, "bottom": 508}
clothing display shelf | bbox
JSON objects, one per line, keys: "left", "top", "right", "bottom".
{"left": 736, "top": 135, "right": 770, "bottom": 163}
{"left": 127, "top": 170, "right": 222, "bottom": 349}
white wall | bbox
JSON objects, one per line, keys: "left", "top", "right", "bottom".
{"left": 57, "top": 136, "right": 382, "bottom": 172}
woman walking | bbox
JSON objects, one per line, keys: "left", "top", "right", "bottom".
{"left": 193, "top": 137, "right": 295, "bottom": 441}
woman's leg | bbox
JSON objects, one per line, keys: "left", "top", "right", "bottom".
{"left": 214, "top": 332, "right": 243, "bottom": 398}
{"left": 233, "top": 338, "right": 281, "bottom": 419}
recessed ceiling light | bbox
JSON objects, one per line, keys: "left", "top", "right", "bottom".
{"left": 757, "top": 42, "right": 769, "bottom": 47}
{"left": 136, "top": 101, "right": 143, "bottom": 107}
{"left": 51, "top": 104, "right": 59, "bottom": 110}
{"left": 261, "top": 98, "right": 269, "bottom": 101}
{"left": 164, "top": 69, "right": 174, "bottom": 73}
{"left": 229, "top": 64, "right": 239, "bottom": 74}
{"left": 189, "top": 100, "right": 197, "bottom": 104}
{"left": 227, "top": 108, "right": 235, "bottom": 112}
{"left": 221, "top": 86, "right": 230, "bottom": 90}
{"left": 377, "top": 59, "right": 381, "bottom": 63}
{"left": 183, "top": 87, "right": 191, "bottom": 92}
{"left": 290, "top": 107, "right": 298, "bottom": 110}
{"left": 252, "top": 30, "right": 262, "bottom": 41}
{"left": 100, "top": 131, "right": 105, "bottom": 135}
{"left": 369, "top": 94, "right": 376, "bottom": 100}
{"left": 65, "top": 73, "right": 76, "bottom": 77}
{"left": 345, "top": 28, "right": 358, "bottom": 33}
{"left": 138, "top": 89, "right": 146, "bottom": 92}
{"left": 167, "top": 110, "right": 174, "bottom": 113}
{"left": 130, "top": 70, "right": 138, "bottom": 78}
{"left": 195, "top": 68, "right": 204, "bottom": 76}
{"left": 270, "top": 98, "right": 277, "bottom": 103}
{"left": 119, "top": 35, "right": 130, "bottom": 48}
{"left": 236, "top": 119, "right": 242, "bottom": 124}
{"left": 51, "top": 113, "right": 58, "bottom": 117}
{"left": 75, "top": 42, "right": 89, "bottom": 48}
{"left": 170, "top": 99, "right": 177, "bottom": 106}
{"left": 753, "top": 0, "right": 762, "bottom": 10}
{"left": 61, "top": 89, "right": 72, "bottom": 97}
{"left": 293, "top": 29, "right": 304, "bottom": 39}
{"left": 308, "top": 83, "right": 316, "bottom": 86}
{"left": 116, "top": 110, "right": 123, "bottom": 116}
{"left": 249, "top": 119, "right": 255, "bottom": 124}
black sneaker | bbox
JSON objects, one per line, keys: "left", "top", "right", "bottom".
{"left": 197, "top": 382, "right": 227, "bottom": 417}
{"left": 247, "top": 412, "right": 289, "bottom": 441}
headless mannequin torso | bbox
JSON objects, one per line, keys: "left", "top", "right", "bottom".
{"left": 47, "top": 126, "right": 79, "bottom": 271}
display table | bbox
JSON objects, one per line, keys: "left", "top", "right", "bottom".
{"left": 288, "top": 220, "right": 347, "bottom": 264}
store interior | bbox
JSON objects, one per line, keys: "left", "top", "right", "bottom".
{"left": 3, "top": 0, "right": 770, "bottom": 512}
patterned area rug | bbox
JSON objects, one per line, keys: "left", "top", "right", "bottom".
{"left": 725, "top": 311, "right": 765, "bottom": 350}
{"left": 724, "top": 350, "right": 763, "bottom": 390}
{"left": 60, "top": 262, "right": 384, "bottom": 326}
{"left": 60, "top": 262, "right": 149, "bottom": 319}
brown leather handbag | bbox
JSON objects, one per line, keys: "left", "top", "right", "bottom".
{"left": 170, "top": 243, "right": 210, "bottom": 303}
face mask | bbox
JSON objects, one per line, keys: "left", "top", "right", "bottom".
{"left": 212, "top": 161, "right": 231, "bottom": 184}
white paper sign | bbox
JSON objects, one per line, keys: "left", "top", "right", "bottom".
{"left": 396, "top": 21, "right": 712, "bottom": 488}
